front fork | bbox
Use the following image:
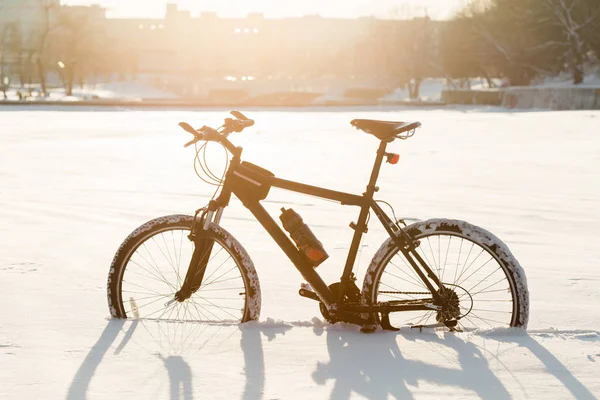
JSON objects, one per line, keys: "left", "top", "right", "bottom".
{"left": 173, "top": 205, "right": 224, "bottom": 303}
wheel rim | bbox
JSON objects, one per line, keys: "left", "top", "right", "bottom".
{"left": 118, "top": 226, "right": 248, "bottom": 323}
{"left": 374, "top": 231, "right": 518, "bottom": 331}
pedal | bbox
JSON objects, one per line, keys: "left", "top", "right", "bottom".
{"left": 380, "top": 313, "right": 400, "bottom": 331}
{"left": 443, "top": 320, "right": 458, "bottom": 329}
{"left": 299, "top": 283, "right": 319, "bottom": 301}
{"left": 443, "top": 320, "right": 461, "bottom": 332}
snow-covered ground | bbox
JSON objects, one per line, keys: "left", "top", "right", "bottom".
{"left": 2, "top": 81, "right": 179, "bottom": 102}
{"left": 379, "top": 79, "right": 448, "bottom": 102}
{"left": 1, "top": 106, "right": 599, "bottom": 399}
{"left": 532, "top": 69, "right": 600, "bottom": 89}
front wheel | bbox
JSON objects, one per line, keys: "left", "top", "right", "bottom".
{"left": 362, "top": 219, "right": 529, "bottom": 330}
{"left": 107, "top": 214, "right": 261, "bottom": 323}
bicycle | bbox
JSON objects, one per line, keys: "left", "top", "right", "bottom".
{"left": 107, "top": 111, "right": 529, "bottom": 332}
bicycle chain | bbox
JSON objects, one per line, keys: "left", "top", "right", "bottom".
{"left": 379, "top": 291, "right": 431, "bottom": 295}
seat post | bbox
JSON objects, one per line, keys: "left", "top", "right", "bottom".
{"left": 338, "top": 139, "right": 388, "bottom": 285}
{"left": 365, "top": 140, "right": 388, "bottom": 198}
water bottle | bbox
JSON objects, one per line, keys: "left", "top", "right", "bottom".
{"left": 279, "top": 208, "right": 329, "bottom": 267}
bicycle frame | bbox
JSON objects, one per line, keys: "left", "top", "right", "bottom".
{"left": 200, "top": 137, "right": 445, "bottom": 322}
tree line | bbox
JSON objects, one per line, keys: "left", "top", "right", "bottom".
{"left": 0, "top": 1, "right": 132, "bottom": 98}
{"left": 2, "top": 0, "right": 599, "bottom": 100}
{"left": 440, "top": 0, "right": 600, "bottom": 86}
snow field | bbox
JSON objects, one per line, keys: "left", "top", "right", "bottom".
{"left": 0, "top": 106, "right": 599, "bottom": 399}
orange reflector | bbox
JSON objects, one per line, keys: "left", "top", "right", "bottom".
{"left": 388, "top": 154, "right": 400, "bottom": 164}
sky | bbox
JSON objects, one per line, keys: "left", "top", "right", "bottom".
{"left": 61, "top": 0, "right": 468, "bottom": 19}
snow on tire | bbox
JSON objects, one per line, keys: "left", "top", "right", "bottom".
{"left": 362, "top": 218, "right": 529, "bottom": 329}
{"left": 107, "top": 214, "right": 261, "bottom": 322}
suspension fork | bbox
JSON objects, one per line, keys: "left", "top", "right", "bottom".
{"left": 174, "top": 202, "right": 224, "bottom": 302}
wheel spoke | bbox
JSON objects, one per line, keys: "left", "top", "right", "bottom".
{"left": 190, "top": 297, "right": 226, "bottom": 322}
{"left": 452, "top": 238, "right": 464, "bottom": 285}
{"left": 198, "top": 253, "right": 232, "bottom": 286}
{"left": 127, "top": 265, "right": 176, "bottom": 289}
{"left": 470, "top": 277, "right": 509, "bottom": 297}
{"left": 140, "top": 242, "right": 174, "bottom": 289}
{"left": 134, "top": 295, "right": 173, "bottom": 311}
{"left": 441, "top": 235, "right": 451, "bottom": 283}
{"left": 201, "top": 274, "right": 242, "bottom": 288}
{"left": 196, "top": 296, "right": 240, "bottom": 319}
{"left": 425, "top": 237, "right": 439, "bottom": 273}
{"left": 471, "top": 308, "right": 512, "bottom": 314}
{"left": 201, "top": 264, "right": 238, "bottom": 288}
{"left": 455, "top": 242, "right": 475, "bottom": 284}
{"left": 389, "top": 259, "right": 428, "bottom": 288}
{"left": 455, "top": 248, "right": 485, "bottom": 284}
{"left": 128, "top": 258, "right": 172, "bottom": 287}
{"left": 177, "top": 231, "right": 184, "bottom": 286}
{"left": 458, "top": 257, "right": 496, "bottom": 288}
{"left": 383, "top": 269, "right": 426, "bottom": 290}
{"left": 122, "top": 280, "right": 165, "bottom": 296}
{"left": 198, "top": 286, "right": 245, "bottom": 292}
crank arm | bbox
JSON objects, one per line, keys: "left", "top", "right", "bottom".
{"left": 299, "top": 285, "right": 320, "bottom": 301}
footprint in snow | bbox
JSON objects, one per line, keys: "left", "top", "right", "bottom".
{"left": 0, "top": 344, "right": 21, "bottom": 349}
{"left": 0, "top": 261, "right": 40, "bottom": 273}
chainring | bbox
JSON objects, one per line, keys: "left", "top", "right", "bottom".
{"left": 319, "top": 282, "right": 361, "bottom": 324}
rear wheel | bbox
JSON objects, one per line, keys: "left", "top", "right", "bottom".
{"left": 362, "top": 219, "right": 528, "bottom": 330}
{"left": 107, "top": 214, "right": 261, "bottom": 323}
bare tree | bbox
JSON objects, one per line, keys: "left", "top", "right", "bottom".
{"left": 0, "top": 25, "right": 9, "bottom": 98}
{"left": 405, "top": 16, "right": 436, "bottom": 98}
{"left": 5, "top": 23, "right": 30, "bottom": 90}
{"left": 446, "top": 0, "right": 600, "bottom": 86}
{"left": 541, "top": 0, "right": 600, "bottom": 83}
{"left": 33, "top": 0, "right": 59, "bottom": 96}
{"left": 48, "top": 7, "right": 106, "bottom": 96}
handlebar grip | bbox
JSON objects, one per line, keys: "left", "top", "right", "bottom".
{"left": 231, "top": 119, "right": 254, "bottom": 132}
{"left": 178, "top": 122, "right": 199, "bottom": 136}
{"left": 239, "top": 119, "right": 254, "bottom": 128}
{"left": 230, "top": 110, "right": 249, "bottom": 120}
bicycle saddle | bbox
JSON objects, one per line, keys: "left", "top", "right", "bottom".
{"left": 351, "top": 119, "right": 421, "bottom": 141}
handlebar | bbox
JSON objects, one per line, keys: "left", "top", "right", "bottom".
{"left": 179, "top": 110, "right": 253, "bottom": 151}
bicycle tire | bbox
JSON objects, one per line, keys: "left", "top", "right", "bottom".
{"left": 107, "top": 214, "right": 261, "bottom": 322}
{"left": 362, "top": 218, "right": 529, "bottom": 330}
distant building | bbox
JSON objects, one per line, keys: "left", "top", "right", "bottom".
{"left": 0, "top": 2, "right": 441, "bottom": 97}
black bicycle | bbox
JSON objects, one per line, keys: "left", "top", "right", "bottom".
{"left": 107, "top": 111, "right": 529, "bottom": 332}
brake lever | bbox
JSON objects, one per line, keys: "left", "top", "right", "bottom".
{"left": 183, "top": 138, "right": 198, "bottom": 148}
{"left": 179, "top": 122, "right": 205, "bottom": 148}
{"left": 179, "top": 122, "right": 199, "bottom": 135}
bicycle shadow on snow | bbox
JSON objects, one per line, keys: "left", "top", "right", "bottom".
{"left": 65, "top": 318, "right": 288, "bottom": 400}
{"left": 66, "top": 319, "right": 131, "bottom": 400}
{"left": 312, "top": 327, "right": 596, "bottom": 400}
{"left": 66, "top": 319, "right": 596, "bottom": 400}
